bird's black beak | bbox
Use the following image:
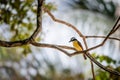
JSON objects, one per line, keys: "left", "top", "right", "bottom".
{"left": 69, "top": 37, "right": 75, "bottom": 42}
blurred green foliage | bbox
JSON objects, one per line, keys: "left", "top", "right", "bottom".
{"left": 92, "top": 53, "right": 116, "bottom": 64}
{"left": 0, "top": 0, "right": 56, "bottom": 57}
{"left": 95, "top": 69, "right": 110, "bottom": 80}
{"left": 91, "top": 53, "right": 120, "bottom": 80}
{"left": 0, "top": 0, "right": 36, "bottom": 41}
{"left": 68, "top": 0, "right": 116, "bottom": 18}
{"left": 43, "top": 2, "right": 57, "bottom": 11}
{"left": 0, "top": 0, "right": 37, "bottom": 57}
{"left": 94, "top": 66, "right": 120, "bottom": 80}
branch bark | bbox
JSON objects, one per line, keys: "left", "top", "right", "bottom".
{"left": 30, "top": 0, "right": 44, "bottom": 40}
{"left": 85, "top": 36, "right": 120, "bottom": 41}
{"left": 30, "top": 41, "right": 71, "bottom": 56}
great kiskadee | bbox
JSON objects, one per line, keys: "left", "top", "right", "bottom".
{"left": 69, "top": 37, "right": 87, "bottom": 60}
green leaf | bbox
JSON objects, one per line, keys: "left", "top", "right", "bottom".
{"left": 43, "top": 2, "right": 57, "bottom": 11}
{"left": 22, "top": 45, "right": 31, "bottom": 56}
{"left": 95, "top": 69, "right": 110, "bottom": 80}
{"left": 91, "top": 53, "right": 116, "bottom": 64}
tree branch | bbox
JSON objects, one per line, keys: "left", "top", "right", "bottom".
{"left": 85, "top": 36, "right": 120, "bottom": 41}
{"left": 111, "top": 24, "right": 120, "bottom": 34}
{"left": 30, "top": 41, "right": 71, "bottom": 56}
{"left": 85, "top": 17, "right": 120, "bottom": 52}
{"left": 70, "top": 51, "right": 120, "bottom": 76}
{"left": 102, "top": 17, "right": 120, "bottom": 44}
{"left": 82, "top": 37, "right": 95, "bottom": 79}
{"left": 30, "top": 0, "right": 44, "bottom": 41}
{"left": 30, "top": 41, "right": 120, "bottom": 76}
{"left": 30, "top": 41, "right": 75, "bottom": 50}
{"left": 0, "top": 39, "right": 29, "bottom": 47}
{"left": 0, "top": 0, "right": 44, "bottom": 47}
{"left": 43, "top": 7, "right": 84, "bottom": 37}
{"left": 91, "top": 61, "right": 95, "bottom": 80}
{"left": 84, "top": 52, "right": 120, "bottom": 76}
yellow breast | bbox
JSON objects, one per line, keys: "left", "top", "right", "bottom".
{"left": 73, "top": 41, "right": 83, "bottom": 51}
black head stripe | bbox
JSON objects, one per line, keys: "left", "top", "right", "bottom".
{"left": 70, "top": 37, "right": 77, "bottom": 41}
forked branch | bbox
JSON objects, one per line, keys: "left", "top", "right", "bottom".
{"left": 43, "top": 7, "right": 120, "bottom": 76}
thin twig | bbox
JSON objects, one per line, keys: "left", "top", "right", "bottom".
{"left": 82, "top": 37, "right": 95, "bottom": 80}
{"left": 85, "top": 36, "right": 120, "bottom": 41}
{"left": 30, "top": 41, "right": 71, "bottom": 56}
{"left": 31, "top": 41, "right": 75, "bottom": 50}
{"left": 43, "top": 7, "right": 84, "bottom": 37}
{"left": 91, "top": 61, "right": 95, "bottom": 80}
{"left": 102, "top": 17, "right": 120, "bottom": 44}
{"left": 111, "top": 24, "right": 120, "bottom": 34}
{"left": 111, "top": 17, "right": 120, "bottom": 34}
{"left": 85, "top": 17, "right": 120, "bottom": 52}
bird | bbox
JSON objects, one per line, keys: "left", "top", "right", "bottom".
{"left": 69, "top": 37, "right": 87, "bottom": 60}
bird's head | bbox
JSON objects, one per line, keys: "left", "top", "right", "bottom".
{"left": 69, "top": 37, "right": 77, "bottom": 42}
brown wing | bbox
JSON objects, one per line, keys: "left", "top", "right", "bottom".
{"left": 77, "top": 40, "right": 87, "bottom": 60}
{"left": 77, "top": 40, "right": 84, "bottom": 50}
